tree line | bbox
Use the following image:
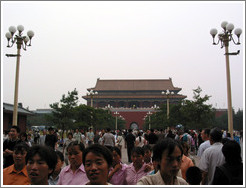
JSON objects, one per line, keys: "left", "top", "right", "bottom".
{"left": 27, "top": 87, "right": 243, "bottom": 135}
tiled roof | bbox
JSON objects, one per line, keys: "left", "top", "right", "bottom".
{"left": 90, "top": 78, "right": 181, "bottom": 91}
{"left": 3, "top": 102, "right": 34, "bottom": 115}
{"left": 83, "top": 95, "right": 186, "bottom": 99}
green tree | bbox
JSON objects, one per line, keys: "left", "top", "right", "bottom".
{"left": 234, "top": 109, "right": 243, "bottom": 131}
{"left": 215, "top": 109, "right": 243, "bottom": 131}
{"left": 180, "top": 87, "right": 215, "bottom": 130}
{"left": 27, "top": 113, "right": 53, "bottom": 128}
{"left": 73, "top": 105, "right": 125, "bottom": 131}
{"left": 147, "top": 87, "right": 216, "bottom": 130}
{"left": 49, "top": 88, "right": 79, "bottom": 140}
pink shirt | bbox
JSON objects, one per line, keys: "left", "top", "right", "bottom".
{"left": 125, "top": 163, "right": 149, "bottom": 185}
{"left": 57, "top": 164, "right": 89, "bottom": 185}
{"left": 109, "top": 163, "right": 129, "bottom": 185}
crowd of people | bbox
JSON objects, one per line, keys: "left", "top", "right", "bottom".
{"left": 3, "top": 125, "right": 243, "bottom": 185}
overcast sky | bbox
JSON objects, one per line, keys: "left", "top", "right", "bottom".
{"left": 1, "top": 1, "right": 245, "bottom": 111}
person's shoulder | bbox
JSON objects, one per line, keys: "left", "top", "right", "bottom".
{"left": 137, "top": 172, "right": 161, "bottom": 185}
{"left": 3, "top": 138, "right": 9, "bottom": 146}
{"left": 60, "top": 165, "right": 70, "bottom": 174}
{"left": 3, "top": 164, "right": 13, "bottom": 174}
{"left": 177, "top": 176, "right": 188, "bottom": 185}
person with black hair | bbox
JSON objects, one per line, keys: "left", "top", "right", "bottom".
{"left": 102, "top": 128, "right": 115, "bottom": 150}
{"left": 186, "top": 166, "right": 202, "bottom": 185}
{"left": 212, "top": 140, "right": 243, "bottom": 185}
{"left": 26, "top": 145, "right": 57, "bottom": 185}
{"left": 63, "top": 132, "right": 75, "bottom": 165}
{"left": 137, "top": 138, "right": 187, "bottom": 185}
{"left": 83, "top": 144, "right": 113, "bottom": 185}
{"left": 147, "top": 129, "right": 158, "bottom": 148}
{"left": 125, "top": 129, "right": 135, "bottom": 163}
{"left": 3, "top": 143, "right": 30, "bottom": 185}
{"left": 57, "top": 141, "right": 88, "bottom": 185}
{"left": 135, "top": 131, "right": 146, "bottom": 147}
{"left": 20, "top": 132, "right": 32, "bottom": 147}
{"left": 198, "top": 127, "right": 225, "bottom": 185}
{"left": 166, "top": 130, "right": 175, "bottom": 139}
{"left": 3, "top": 126, "right": 23, "bottom": 168}
{"left": 48, "top": 150, "right": 64, "bottom": 185}
{"left": 108, "top": 146, "right": 129, "bottom": 185}
{"left": 197, "top": 128, "right": 211, "bottom": 158}
{"left": 45, "top": 127, "right": 58, "bottom": 150}
{"left": 125, "top": 146, "right": 151, "bottom": 185}
{"left": 142, "top": 144, "right": 152, "bottom": 164}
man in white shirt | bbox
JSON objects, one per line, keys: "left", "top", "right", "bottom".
{"left": 198, "top": 127, "right": 225, "bottom": 185}
{"left": 197, "top": 128, "right": 211, "bottom": 158}
{"left": 73, "top": 129, "right": 82, "bottom": 144}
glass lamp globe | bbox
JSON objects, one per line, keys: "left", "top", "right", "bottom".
{"left": 226, "top": 23, "right": 234, "bottom": 32}
{"left": 210, "top": 28, "right": 218, "bottom": 37}
{"left": 5, "top": 32, "right": 12, "bottom": 39}
{"left": 9, "top": 26, "right": 16, "bottom": 34}
{"left": 221, "top": 21, "right": 228, "bottom": 30}
{"left": 234, "top": 28, "right": 242, "bottom": 37}
{"left": 27, "top": 30, "right": 35, "bottom": 39}
{"left": 17, "top": 25, "right": 24, "bottom": 33}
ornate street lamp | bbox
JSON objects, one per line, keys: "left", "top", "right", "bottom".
{"left": 5, "top": 25, "right": 34, "bottom": 126}
{"left": 161, "top": 90, "right": 174, "bottom": 119}
{"left": 210, "top": 21, "right": 242, "bottom": 138}
{"left": 114, "top": 111, "right": 119, "bottom": 130}
{"left": 146, "top": 111, "right": 152, "bottom": 129}
{"left": 87, "top": 90, "right": 98, "bottom": 107}
{"left": 105, "top": 104, "right": 113, "bottom": 114}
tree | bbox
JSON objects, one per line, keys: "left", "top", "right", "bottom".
{"left": 180, "top": 87, "right": 215, "bottom": 130}
{"left": 147, "top": 87, "right": 216, "bottom": 130}
{"left": 215, "top": 109, "right": 243, "bottom": 131}
{"left": 233, "top": 109, "right": 243, "bottom": 131}
{"left": 49, "top": 88, "right": 79, "bottom": 140}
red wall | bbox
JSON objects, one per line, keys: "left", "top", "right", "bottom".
{"left": 3, "top": 112, "right": 27, "bottom": 133}
{"left": 112, "top": 111, "right": 151, "bottom": 130}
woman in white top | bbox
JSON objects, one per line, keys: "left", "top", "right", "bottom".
{"left": 135, "top": 132, "right": 147, "bottom": 147}
{"left": 116, "top": 132, "right": 124, "bottom": 150}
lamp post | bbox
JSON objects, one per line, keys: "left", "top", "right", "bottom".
{"left": 114, "top": 111, "right": 119, "bottom": 130}
{"left": 210, "top": 21, "right": 242, "bottom": 139}
{"left": 105, "top": 104, "right": 113, "bottom": 114}
{"left": 5, "top": 25, "right": 34, "bottom": 126}
{"left": 151, "top": 104, "right": 159, "bottom": 111}
{"left": 87, "top": 90, "right": 98, "bottom": 107}
{"left": 161, "top": 90, "right": 174, "bottom": 119}
{"left": 147, "top": 111, "right": 152, "bottom": 129}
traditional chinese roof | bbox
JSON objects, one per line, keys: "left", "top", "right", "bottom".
{"left": 89, "top": 78, "right": 182, "bottom": 91}
{"left": 3, "top": 102, "right": 34, "bottom": 115}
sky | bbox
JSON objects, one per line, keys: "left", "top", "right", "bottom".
{"left": 1, "top": 1, "right": 245, "bottom": 112}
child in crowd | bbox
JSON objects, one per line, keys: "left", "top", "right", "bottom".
{"left": 186, "top": 166, "right": 202, "bottom": 185}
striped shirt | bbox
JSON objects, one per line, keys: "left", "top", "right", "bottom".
{"left": 125, "top": 163, "right": 149, "bottom": 185}
{"left": 109, "top": 163, "right": 129, "bottom": 185}
{"left": 57, "top": 164, "right": 89, "bottom": 185}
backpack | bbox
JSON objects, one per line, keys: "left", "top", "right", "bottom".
{"left": 182, "top": 134, "right": 188, "bottom": 142}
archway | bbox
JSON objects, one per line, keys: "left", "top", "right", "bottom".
{"left": 130, "top": 122, "right": 139, "bottom": 130}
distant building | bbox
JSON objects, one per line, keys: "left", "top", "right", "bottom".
{"left": 3, "top": 102, "right": 34, "bottom": 132}
{"left": 82, "top": 78, "right": 186, "bottom": 108}
{"left": 82, "top": 78, "right": 187, "bottom": 129}
{"left": 215, "top": 109, "right": 227, "bottom": 118}
{"left": 31, "top": 109, "right": 53, "bottom": 114}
